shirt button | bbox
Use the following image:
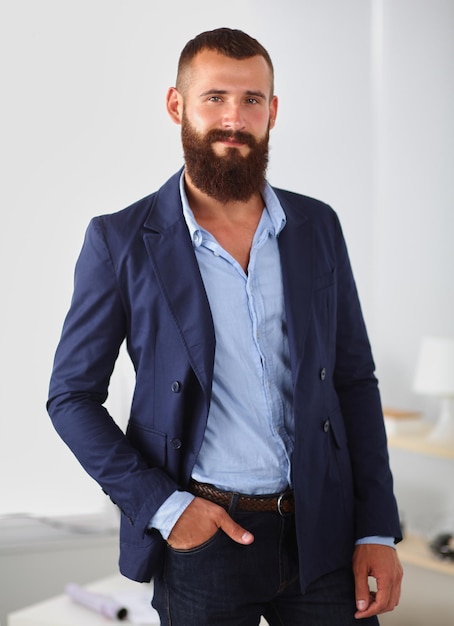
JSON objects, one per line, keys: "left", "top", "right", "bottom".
{"left": 323, "top": 420, "right": 330, "bottom": 433}
{"left": 171, "top": 381, "right": 182, "bottom": 393}
{"left": 320, "top": 367, "right": 327, "bottom": 381}
{"left": 170, "top": 438, "right": 182, "bottom": 450}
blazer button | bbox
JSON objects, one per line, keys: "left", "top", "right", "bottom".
{"left": 170, "top": 438, "right": 182, "bottom": 450}
{"left": 320, "top": 367, "right": 327, "bottom": 381}
{"left": 323, "top": 420, "right": 330, "bottom": 433}
{"left": 171, "top": 381, "right": 182, "bottom": 393}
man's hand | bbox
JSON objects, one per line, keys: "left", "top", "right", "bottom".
{"left": 166, "top": 496, "right": 254, "bottom": 550}
{"left": 353, "top": 544, "right": 403, "bottom": 619}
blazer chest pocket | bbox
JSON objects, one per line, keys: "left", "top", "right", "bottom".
{"left": 126, "top": 422, "right": 167, "bottom": 468}
{"left": 314, "top": 267, "right": 336, "bottom": 292}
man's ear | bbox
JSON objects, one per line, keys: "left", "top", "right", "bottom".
{"left": 269, "top": 95, "right": 278, "bottom": 130}
{"left": 166, "top": 87, "right": 183, "bottom": 125}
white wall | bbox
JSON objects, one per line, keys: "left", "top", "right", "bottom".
{"left": 371, "top": 0, "right": 454, "bottom": 418}
{"left": 0, "top": 0, "right": 452, "bottom": 517}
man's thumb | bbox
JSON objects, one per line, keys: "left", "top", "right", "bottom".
{"left": 355, "top": 580, "right": 371, "bottom": 613}
{"left": 356, "top": 599, "right": 368, "bottom": 612}
{"left": 221, "top": 517, "right": 254, "bottom": 545}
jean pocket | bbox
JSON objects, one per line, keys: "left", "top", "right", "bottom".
{"left": 167, "top": 529, "right": 223, "bottom": 555}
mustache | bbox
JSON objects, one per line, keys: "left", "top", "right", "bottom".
{"left": 205, "top": 128, "right": 257, "bottom": 147}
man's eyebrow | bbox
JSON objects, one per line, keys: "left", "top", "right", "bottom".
{"left": 245, "top": 90, "right": 267, "bottom": 99}
{"left": 199, "top": 89, "right": 228, "bottom": 97}
{"left": 199, "top": 89, "right": 267, "bottom": 99}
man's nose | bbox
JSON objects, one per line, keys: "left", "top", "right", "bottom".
{"left": 222, "top": 104, "right": 245, "bottom": 130}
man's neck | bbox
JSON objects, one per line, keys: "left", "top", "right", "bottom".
{"left": 184, "top": 171, "right": 264, "bottom": 273}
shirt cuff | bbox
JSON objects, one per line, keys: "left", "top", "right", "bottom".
{"left": 148, "top": 490, "right": 195, "bottom": 540}
{"left": 355, "top": 536, "right": 396, "bottom": 549}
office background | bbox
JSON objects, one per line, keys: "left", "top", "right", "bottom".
{"left": 1, "top": 0, "right": 453, "bottom": 622}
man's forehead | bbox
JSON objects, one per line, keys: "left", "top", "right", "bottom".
{"left": 184, "top": 50, "right": 273, "bottom": 93}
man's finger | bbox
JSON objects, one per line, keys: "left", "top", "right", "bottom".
{"left": 218, "top": 511, "right": 254, "bottom": 545}
{"left": 354, "top": 575, "right": 372, "bottom": 615}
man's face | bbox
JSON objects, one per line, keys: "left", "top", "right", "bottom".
{"left": 167, "top": 49, "right": 278, "bottom": 202}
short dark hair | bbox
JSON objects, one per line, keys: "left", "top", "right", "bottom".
{"left": 176, "top": 27, "right": 274, "bottom": 95}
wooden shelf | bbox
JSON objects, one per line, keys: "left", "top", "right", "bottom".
{"left": 397, "top": 534, "right": 454, "bottom": 576}
{"left": 388, "top": 434, "right": 454, "bottom": 459}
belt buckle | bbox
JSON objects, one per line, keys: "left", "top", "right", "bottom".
{"left": 277, "top": 491, "right": 292, "bottom": 516}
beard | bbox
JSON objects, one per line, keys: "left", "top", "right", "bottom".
{"left": 181, "top": 113, "right": 270, "bottom": 203}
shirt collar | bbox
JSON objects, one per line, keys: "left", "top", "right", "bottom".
{"left": 179, "top": 170, "right": 286, "bottom": 247}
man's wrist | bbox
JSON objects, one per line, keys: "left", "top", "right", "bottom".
{"left": 148, "top": 490, "right": 195, "bottom": 540}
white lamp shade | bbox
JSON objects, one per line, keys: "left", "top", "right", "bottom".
{"left": 413, "top": 336, "right": 454, "bottom": 397}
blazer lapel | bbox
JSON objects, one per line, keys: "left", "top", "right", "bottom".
{"left": 275, "top": 190, "right": 314, "bottom": 372}
{"left": 142, "top": 172, "right": 215, "bottom": 401}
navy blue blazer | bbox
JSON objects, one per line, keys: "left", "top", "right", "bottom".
{"left": 47, "top": 169, "right": 401, "bottom": 591}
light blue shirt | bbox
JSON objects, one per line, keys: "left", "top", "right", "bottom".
{"left": 188, "top": 184, "right": 293, "bottom": 494}
{"left": 150, "top": 173, "right": 394, "bottom": 550}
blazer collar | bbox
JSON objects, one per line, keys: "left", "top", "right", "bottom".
{"left": 143, "top": 168, "right": 185, "bottom": 234}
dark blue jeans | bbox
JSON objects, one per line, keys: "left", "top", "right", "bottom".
{"left": 152, "top": 508, "right": 379, "bottom": 625}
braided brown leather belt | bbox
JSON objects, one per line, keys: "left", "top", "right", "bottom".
{"left": 189, "top": 480, "right": 295, "bottom": 515}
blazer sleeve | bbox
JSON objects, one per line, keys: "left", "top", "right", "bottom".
{"left": 47, "top": 218, "right": 177, "bottom": 532}
{"left": 332, "top": 212, "right": 401, "bottom": 542}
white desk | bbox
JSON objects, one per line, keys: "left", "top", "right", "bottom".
{"left": 7, "top": 574, "right": 157, "bottom": 626}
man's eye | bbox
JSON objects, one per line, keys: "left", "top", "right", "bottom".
{"left": 209, "top": 96, "right": 222, "bottom": 102}
{"left": 246, "top": 98, "right": 259, "bottom": 105}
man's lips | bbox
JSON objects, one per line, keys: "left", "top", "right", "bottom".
{"left": 207, "top": 130, "right": 255, "bottom": 148}
{"left": 217, "top": 137, "right": 246, "bottom": 147}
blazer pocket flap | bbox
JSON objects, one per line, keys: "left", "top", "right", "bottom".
{"left": 328, "top": 407, "right": 348, "bottom": 448}
{"left": 126, "top": 422, "right": 167, "bottom": 468}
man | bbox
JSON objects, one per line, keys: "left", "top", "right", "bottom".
{"left": 48, "top": 28, "right": 403, "bottom": 625}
